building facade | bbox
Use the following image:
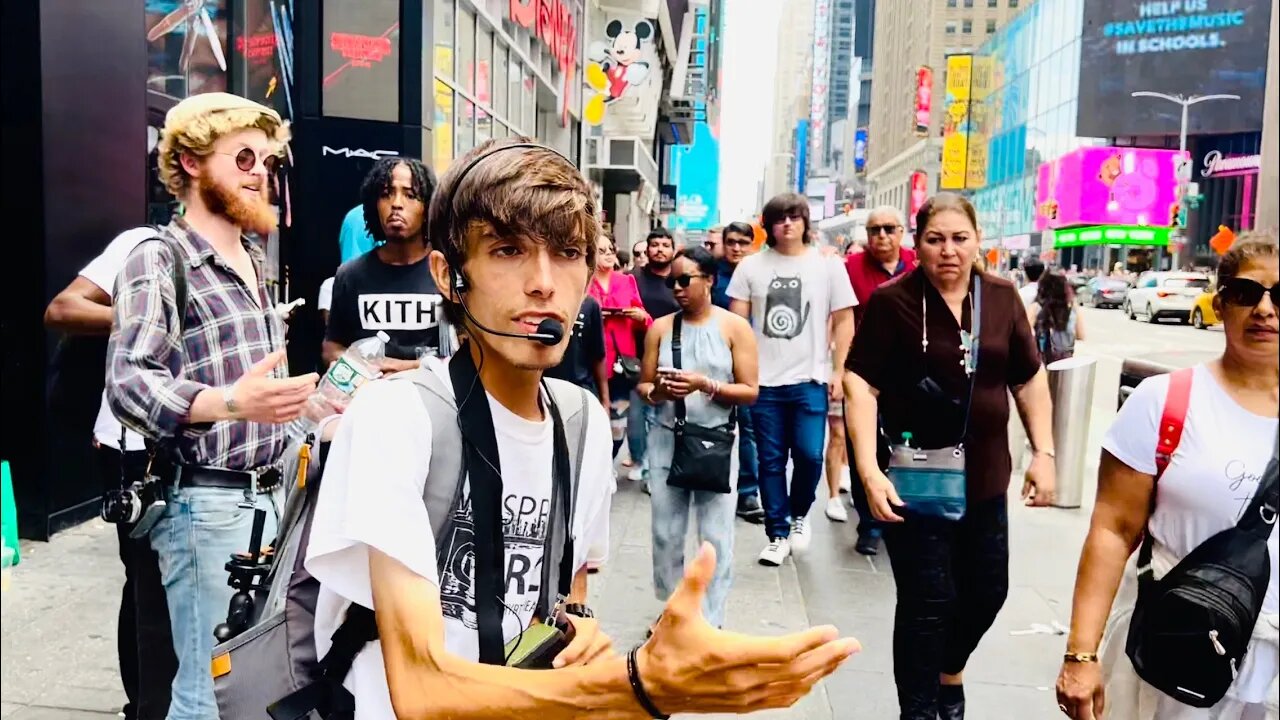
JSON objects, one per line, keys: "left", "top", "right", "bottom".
{"left": 764, "top": 0, "right": 815, "bottom": 199}
{"left": 864, "top": 0, "right": 1023, "bottom": 222}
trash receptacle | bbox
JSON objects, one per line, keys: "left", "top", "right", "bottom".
{"left": 1047, "top": 356, "right": 1097, "bottom": 509}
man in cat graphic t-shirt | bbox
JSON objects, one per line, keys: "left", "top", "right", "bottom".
{"left": 728, "top": 193, "right": 856, "bottom": 567}
{"left": 325, "top": 156, "right": 445, "bottom": 371}
{"left": 305, "top": 140, "right": 859, "bottom": 719}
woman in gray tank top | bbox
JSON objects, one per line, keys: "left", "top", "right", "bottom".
{"left": 635, "top": 246, "right": 760, "bottom": 628}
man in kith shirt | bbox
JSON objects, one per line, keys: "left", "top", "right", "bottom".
{"left": 325, "top": 156, "right": 445, "bottom": 371}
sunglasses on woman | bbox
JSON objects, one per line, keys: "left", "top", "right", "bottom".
{"left": 664, "top": 273, "right": 707, "bottom": 289}
{"left": 215, "top": 147, "right": 280, "bottom": 174}
{"left": 1218, "top": 278, "right": 1280, "bottom": 308}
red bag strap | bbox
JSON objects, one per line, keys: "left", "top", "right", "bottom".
{"left": 1155, "top": 368, "right": 1194, "bottom": 480}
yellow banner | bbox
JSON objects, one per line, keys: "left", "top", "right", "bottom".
{"left": 940, "top": 55, "right": 973, "bottom": 190}
{"left": 965, "top": 55, "right": 994, "bottom": 189}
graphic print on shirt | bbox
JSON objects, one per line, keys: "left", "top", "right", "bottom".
{"left": 763, "top": 274, "right": 810, "bottom": 340}
{"left": 438, "top": 486, "right": 550, "bottom": 629}
{"left": 358, "top": 293, "right": 443, "bottom": 331}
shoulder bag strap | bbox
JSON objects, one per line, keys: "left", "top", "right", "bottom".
{"left": 1136, "top": 367, "right": 1194, "bottom": 585}
{"left": 539, "top": 391, "right": 575, "bottom": 616}
{"left": 1237, "top": 436, "right": 1280, "bottom": 539}
{"left": 672, "top": 313, "right": 686, "bottom": 428}
{"left": 958, "top": 276, "right": 982, "bottom": 447}
{"left": 447, "top": 351, "right": 507, "bottom": 665}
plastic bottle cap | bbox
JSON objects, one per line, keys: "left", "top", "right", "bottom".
{"left": 902, "top": 432, "right": 913, "bottom": 442}
{"left": 376, "top": 331, "right": 391, "bottom": 343}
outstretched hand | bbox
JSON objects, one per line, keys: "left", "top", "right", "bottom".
{"left": 638, "top": 544, "right": 861, "bottom": 715}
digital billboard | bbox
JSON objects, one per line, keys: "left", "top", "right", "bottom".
{"left": 667, "top": 121, "right": 720, "bottom": 232}
{"left": 1077, "top": 0, "right": 1271, "bottom": 137}
{"left": 1035, "top": 147, "right": 1186, "bottom": 231}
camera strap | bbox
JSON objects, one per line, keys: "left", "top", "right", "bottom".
{"left": 448, "top": 350, "right": 574, "bottom": 665}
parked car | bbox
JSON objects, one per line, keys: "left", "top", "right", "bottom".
{"left": 1079, "top": 277, "right": 1131, "bottom": 309}
{"left": 1118, "top": 350, "right": 1217, "bottom": 408}
{"left": 1123, "top": 271, "right": 1212, "bottom": 323}
{"left": 1190, "top": 286, "right": 1220, "bottom": 329}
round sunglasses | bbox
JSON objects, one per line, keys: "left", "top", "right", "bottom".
{"left": 215, "top": 147, "right": 280, "bottom": 174}
{"left": 664, "top": 273, "right": 709, "bottom": 289}
{"left": 1218, "top": 278, "right": 1280, "bottom": 308}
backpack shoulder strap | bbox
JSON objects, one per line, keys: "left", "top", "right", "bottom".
{"left": 544, "top": 378, "right": 592, "bottom": 516}
{"left": 389, "top": 366, "right": 465, "bottom": 547}
{"left": 1155, "top": 367, "right": 1194, "bottom": 481}
{"left": 1137, "top": 367, "right": 1195, "bottom": 585}
{"left": 137, "top": 226, "right": 188, "bottom": 332}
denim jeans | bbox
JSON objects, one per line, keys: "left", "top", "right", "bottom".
{"left": 647, "top": 425, "right": 736, "bottom": 628}
{"left": 883, "top": 496, "right": 1009, "bottom": 720}
{"left": 752, "top": 382, "right": 829, "bottom": 539}
{"left": 149, "top": 485, "right": 280, "bottom": 720}
{"left": 736, "top": 404, "right": 759, "bottom": 498}
{"left": 627, "top": 388, "right": 654, "bottom": 466}
{"left": 95, "top": 445, "right": 176, "bottom": 720}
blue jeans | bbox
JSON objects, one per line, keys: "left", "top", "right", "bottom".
{"left": 647, "top": 426, "right": 736, "bottom": 628}
{"left": 737, "top": 404, "right": 759, "bottom": 498}
{"left": 150, "top": 486, "right": 280, "bottom": 720}
{"left": 627, "top": 388, "right": 654, "bottom": 466}
{"left": 752, "top": 382, "right": 828, "bottom": 539}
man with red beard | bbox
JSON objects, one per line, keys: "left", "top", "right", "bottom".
{"left": 107, "top": 93, "right": 320, "bottom": 719}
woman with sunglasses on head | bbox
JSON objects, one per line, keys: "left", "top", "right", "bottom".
{"left": 636, "top": 246, "right": 759, "bottom": 628}
{"left": 844, "top": 192, "right": 1057, "bottom": 719}
{"left": 589, "top": 234, "right": 650, "bottom": 457}
{"left": 1057, "top": 233, "right": 1279, "bottom": 720}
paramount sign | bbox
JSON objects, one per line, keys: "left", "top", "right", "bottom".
{"left": 1202, "top": 150, "right": 1261, "bottom": 178}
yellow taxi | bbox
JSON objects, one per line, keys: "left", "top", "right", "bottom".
{"left": 1190, "top": 286, "right": 1220, "bottom": 329}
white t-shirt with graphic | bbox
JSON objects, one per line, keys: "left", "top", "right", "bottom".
{"left": 305, "top": 357, "right": 615, "bottom": 720}
{"left": 1103, "top": 363, "right": 1278, "bottom": 701}
{"left": 725, "top": 246, "right": 857, "bottom": 387}
{"left": 81, "top": 227, "right": 157, "bottom": 452}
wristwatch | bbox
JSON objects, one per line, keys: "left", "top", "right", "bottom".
{"left": 562, "top": 603, "right": 595, "bottom": 619}
{"left": 222, "top": 385, "right": 240, "bottom": 418}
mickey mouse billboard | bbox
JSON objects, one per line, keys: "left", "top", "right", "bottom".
{"left": 585, "top": 18, "right": 658, "bottom": 125}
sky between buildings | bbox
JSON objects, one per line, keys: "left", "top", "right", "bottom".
{"left": 718, "top": 0, "right": 784, "bottom": 222}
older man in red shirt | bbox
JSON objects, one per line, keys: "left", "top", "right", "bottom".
{"left": 842, "top": 206, "right": 917, "bottom": 555}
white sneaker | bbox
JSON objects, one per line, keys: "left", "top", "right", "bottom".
{"left": 839, "top": 469, "right": 852, "bottom": 494}
{"left": 790, "top": 518, "right": 812, "bottom": 553}
{"left": 825, "top": 497, "right": 848, "bottom": 522}
{"left": 627, "top": 466, "right": 644, "bottom": 482}
{"left": 758, "top": 537, "right": 791, "bottom": 566}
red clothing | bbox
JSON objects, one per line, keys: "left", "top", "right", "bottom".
{"left": 589, "top": 271, "right": 649, "bottom": 378}
{"left": 846, "top": 247, "right": 918, "bottom": 324}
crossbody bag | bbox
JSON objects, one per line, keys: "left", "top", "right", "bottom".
{"left": 666, "top": 314, "right": 735, "bottom": 494}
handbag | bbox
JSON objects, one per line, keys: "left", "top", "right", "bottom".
{"left": 1125, "top": 368, "right": 1280, "bottom": 708}
{"left": 609, "top": 330, "right": 641, "bottom": 382}
{"left": 885, "top": 276, "right": 982, "bottom": 521}
{"left": 666, "top": 314, "right": 735, "bottom": 494}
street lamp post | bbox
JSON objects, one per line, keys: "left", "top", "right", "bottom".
{"left": 1130, "top": 91, "right": 1240, "bottom": 267}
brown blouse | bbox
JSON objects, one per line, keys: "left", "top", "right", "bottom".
{"left": 846, "top": 268, "right": 1041, "bottom": 501}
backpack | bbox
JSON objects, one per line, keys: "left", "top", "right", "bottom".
{"left": 209, "top": 365, "right": 593, "bottom": 720}
{"left": 1035, "top": 308, "right": 1075, "bottom": 365}
{"left": 1125, "top": 367, "right": 1279, "bottom": 708}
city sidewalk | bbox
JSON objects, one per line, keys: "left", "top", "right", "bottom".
{"left": 1, "top": 476, "right": 1097, "bottom": 720}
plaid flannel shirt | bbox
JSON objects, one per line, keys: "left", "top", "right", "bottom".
{"left": 106, "top": 217, "right": 295, "bottom": 470}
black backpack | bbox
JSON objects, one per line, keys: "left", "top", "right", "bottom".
{"left": 1125, "top": 367, "right": 1280, "bottom": 708}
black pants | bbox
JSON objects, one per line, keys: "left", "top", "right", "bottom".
{"left": 883, "top": 495, "right": 1009, "bottom": 720}
{"left": 95, "top": 444, "right": 177, "bottom": 720}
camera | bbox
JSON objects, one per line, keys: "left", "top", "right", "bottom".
{"left": 100, "top": 477, "right": 166, "bottom": 539}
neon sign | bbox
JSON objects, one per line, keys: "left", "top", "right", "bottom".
{"left": 236, "top": 33, "right": 277, "bottom": 65}
{"left": 329, "top": 33, "right": 393, "bottom": 68}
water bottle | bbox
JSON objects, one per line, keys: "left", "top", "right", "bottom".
{"left": 301, "top": 332, "right": 389, "bottom": 430}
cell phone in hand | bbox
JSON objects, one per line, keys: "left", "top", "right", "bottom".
{"left": 657, "top": 366, "right": 682, "bottom": 377}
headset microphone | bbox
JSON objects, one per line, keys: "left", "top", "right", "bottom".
{"left": 453, "top": 276, "right": 566, "bottom": 347}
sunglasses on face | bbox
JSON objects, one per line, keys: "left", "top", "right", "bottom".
{"left": 774, "top": 213, "right": 804, "bottom": 226}
{"left": 1218, "top": 278, "right": 1280, "bottom": 308}
{"left": 665, "top": 273, "right": 707, "bottom": 289}
{"left": 866, "top": 224, "right": 901, "bottom": 236}
{"left": 217, "top": 147, "right": 279, "bottom": 174}
{"left": 725, "top": 238, "right": 752, "bottom": 247}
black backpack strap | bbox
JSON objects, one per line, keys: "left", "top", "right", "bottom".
{"left": 1238, "top": 438, "right": 1280, "bottom": 540}
{"left": 267, "top": 604, "right": 377, "bottom": 720}
{"left": 139, "top": 226, "right": 188, "bottom": 333}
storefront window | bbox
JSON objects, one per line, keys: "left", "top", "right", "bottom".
{"left": 508, "top": 59, "right": 525, "bottom": 134}
{"left": 456, "top": 97, "right": 475, "bottom": 158}
{"left": 321, "top": 0, "right": 399, "bottom": 122}
{"left": 434, "top": 79, "right": 455, "bottom": 174}
{"left": 456, "top": 7, "right": 476, "bottom": 96}
{"left": 434, "top": 0, "right": 455, "bottom": 83}
{"left": 147, "top": 0, "right": 229, "bottom": 98}
{"left": 476, "top": 27, "right": 493, "bottom": 144}
{"left": 493, "top": 45, "right": 509, "bottom": 122}
{"left": 522, "top": 68, "right": 536, "bottom": 135}
{"left": 229, "top": 1, "right": 289, "bottom": 116}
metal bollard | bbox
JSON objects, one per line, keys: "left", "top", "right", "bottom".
{"left": 1047, "top": 356, "right": 1098, "bottom": 509}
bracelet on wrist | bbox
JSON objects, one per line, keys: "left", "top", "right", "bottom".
{"left": 1063, "top": 651, "right": 1098, "bottom": 663}
{"left": 626, "top": 646, "right": 669, "bottom": 719}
